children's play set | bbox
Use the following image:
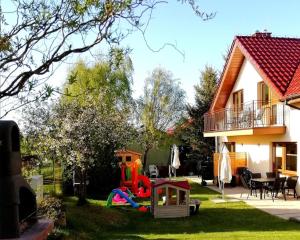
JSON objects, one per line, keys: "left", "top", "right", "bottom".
{"left": 107, "top": 150, "right": 200, "bottom": 218}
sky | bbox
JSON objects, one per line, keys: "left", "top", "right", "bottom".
{"left": 3, "top": 0, "right": 300, "bottom": 122}
{"left": 119, "top": 0, "right": 300, "bottom": 104}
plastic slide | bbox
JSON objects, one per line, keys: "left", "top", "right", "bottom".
{"left": 112, "top": 189, "right": 139, "bottom": 208}
{"left": 113, "top": 192, "right": 128, "bottom": 203}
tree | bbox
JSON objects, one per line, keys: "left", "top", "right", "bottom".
{"left": 22, "top": 96, "right": 134, "bottom": 204}
{"left": 21, "top": 100, "right": 61, "bottom": 193}
{"left": 53, "top": 99, "right": 133, "bottom": 204}
{"left": 137, "top": 67, "right": 186, "bottom": 170}
{"left": 21, "top": 48, "right": 135, "bottom": 203}
{"left": 0, "top": 0, "right": 214, "bottom": 117}
{"left": 177, "top": 65, "right": 218, "bottom": 170}
{"left": 62, "top": 48, "right": 133, "bottom": 110}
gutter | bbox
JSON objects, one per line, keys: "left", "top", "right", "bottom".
{"left": 283, "top": 94, "right": 300, "bottom": 110}
{"left": 285, "top": 100, "right": 300, "bottom": 110}
{"left": 284, "top": 94, "right": 300, "bottom": 102}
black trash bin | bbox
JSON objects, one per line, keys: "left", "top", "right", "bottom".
{"left": 200, "top": 159, "right": 214, "bottom": 186}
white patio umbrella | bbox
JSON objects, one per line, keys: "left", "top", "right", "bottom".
{"left": 218, "top": 144, "right": 232, "bottom": 199}
{"left": 170, "top": 144, "right": 180, "bottom": 177}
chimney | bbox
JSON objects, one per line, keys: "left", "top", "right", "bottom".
{"left": 253, "top": 30, "right": 272, "bottom": 38}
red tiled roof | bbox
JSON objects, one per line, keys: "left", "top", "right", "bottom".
{"left": 285, "top": 64, "right": 300, "bottom": 97}
{"left": 235, "top": 34, "right": 300, "bottom": 98}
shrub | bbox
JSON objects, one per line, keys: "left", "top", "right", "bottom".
{"left": 38, "top": 196, "right": 65, "bottom": 227}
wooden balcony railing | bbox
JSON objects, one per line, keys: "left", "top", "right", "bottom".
{"left": 204, "top": 100, "right": 285, "bottom": 132}
{"left": 213, "top": 152, "right": 247, "bottom": 177}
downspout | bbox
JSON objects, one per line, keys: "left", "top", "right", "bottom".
{"left": 215, "top": 136, "right": 218, "bottom": 152}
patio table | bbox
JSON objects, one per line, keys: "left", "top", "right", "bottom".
{"left": 251, "top": 178, "right": 275, "bottom": 200}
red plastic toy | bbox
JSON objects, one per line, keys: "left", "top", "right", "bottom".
{"left": 120, "top": 159, "right": 151, "bottom": 198}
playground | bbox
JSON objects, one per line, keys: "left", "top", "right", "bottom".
{"left": 63, "top": 181, "right": 300, "bottom": 240}
{"left": 62, "top": 155, "right": 300, "bottom": 239}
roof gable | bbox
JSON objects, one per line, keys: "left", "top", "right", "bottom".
{"left": 210, "top": 33, "right": 300, "bottom": 112}
{"left": 210, "top": 41, "right": 245, "bottom": 111}
{"left": 236, "top": 35, "right": 300, "bottom": 97}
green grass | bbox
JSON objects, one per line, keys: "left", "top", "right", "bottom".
{"left": 60, "top": 182, "right": 300, "bottom": 240}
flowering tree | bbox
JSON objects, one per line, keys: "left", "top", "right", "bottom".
{"left": 21, "top": 49, "right": 135, "bottom": 203}
{"left": 54, "top": 99, "right": 133, "bottom": 204}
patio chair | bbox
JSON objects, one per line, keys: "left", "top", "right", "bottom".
{"left": 265, "top": 172, "right": 276, "bottom": 194}
{"left": 266, "top": 172, "right": 276, "bottom": 178}
{"left": 241, "top": 168, "right": 252, "bottom": 184}
{"left": 148, "top": 164, "right": 159, "bottom": 178}
{"left": 251, "top": 173, "right": 262, "bottom": 178}
{"left": 225, "top": 112, "right": 235, "bottom": 130}
{"left": 264, "top": 177, "right": 286, "bottom": 202}
{"left": 282, "top": 176, "right": 299, "bottom": 200}
{"left": 240, "top": 174, "right": 260, "bottom": 199}
{"left": 238, "top": 110, "right": 251, "bottom": 128}
{"left": 250, "top": 173, "right": 262, "bottom": 196}
{"left": 254, "top": 107, "right": 269, "bottom": 127}
{"left": 240, "top": 174, "right": 251, "bottom": 199}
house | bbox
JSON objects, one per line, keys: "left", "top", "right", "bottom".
{"left": 203, "top": 32, "right": 300, "bottom": 191}
{"left": 151, "top": 179, "right": 190, "bottom": 218}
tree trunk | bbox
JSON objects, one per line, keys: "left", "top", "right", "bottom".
{"left": 77, "top": 170, "right": 87, "bottom": 205}
{"left": 143, "top": 147, "right": 150, "bottom": 172}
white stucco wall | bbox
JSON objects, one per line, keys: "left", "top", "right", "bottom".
{"left": 217, "top": 58, "right": 300, "bottom": 193}
{"left": 287, "top": 107, "right": 300, "bottom": 192}
{"left": 223, "top": 110, "right": 300, "bottom": 192}
{"left": 225, "top": 59, "right": 262, "bottom": 109}
{"left": 220, "top": 135, "right": 271, "bottom": 176}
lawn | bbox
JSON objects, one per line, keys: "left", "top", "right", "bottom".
{"left": 59, "top": 182, "right": 300, "bottom": 240}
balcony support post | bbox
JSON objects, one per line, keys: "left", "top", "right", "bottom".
{"left": 252, "top": 100, "right": 255, "bottom": 128}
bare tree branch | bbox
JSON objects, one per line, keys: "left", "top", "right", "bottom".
{"left": 0, "top": 0, "right": 213, "bottom": 117}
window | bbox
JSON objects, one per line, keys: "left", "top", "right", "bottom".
{"left": 286, "top": 143, "right": 297, "bottom": 171}
{"left": 233, "top": 90, "right": 243, "bottom": 111}
{"left": 156, "top": 187, "right": 166, "bottom": 206}
{"left": 258, "top": 82, "right": 270, "bottom": 106}
{"left": 168, "top": 187, "right": 177, "bottom": 205}
{"left": 126, "top": 156, "right": 132, "bottom": 162}
{"left": 273, "top": 143, "right": 283, "bottom": 171}
{"left": 273, "top": 142, "right": 297, "bottom": 174}
{"left": 179, "top": 190, "right": 186, "bottom": 205}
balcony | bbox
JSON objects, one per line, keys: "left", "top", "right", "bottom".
{"left": 204, "top": 100, "right": 286, "bottom": 137}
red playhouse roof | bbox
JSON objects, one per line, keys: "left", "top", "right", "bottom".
{"left": 236, "top": 33, "right": 300, "bottom": 98}
{"left": 153, "top": 179, "right": 191, "bottom": 190}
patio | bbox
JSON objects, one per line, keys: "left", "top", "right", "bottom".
{"left": 188, "top": 177, "right": 300, "bottom": 221}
